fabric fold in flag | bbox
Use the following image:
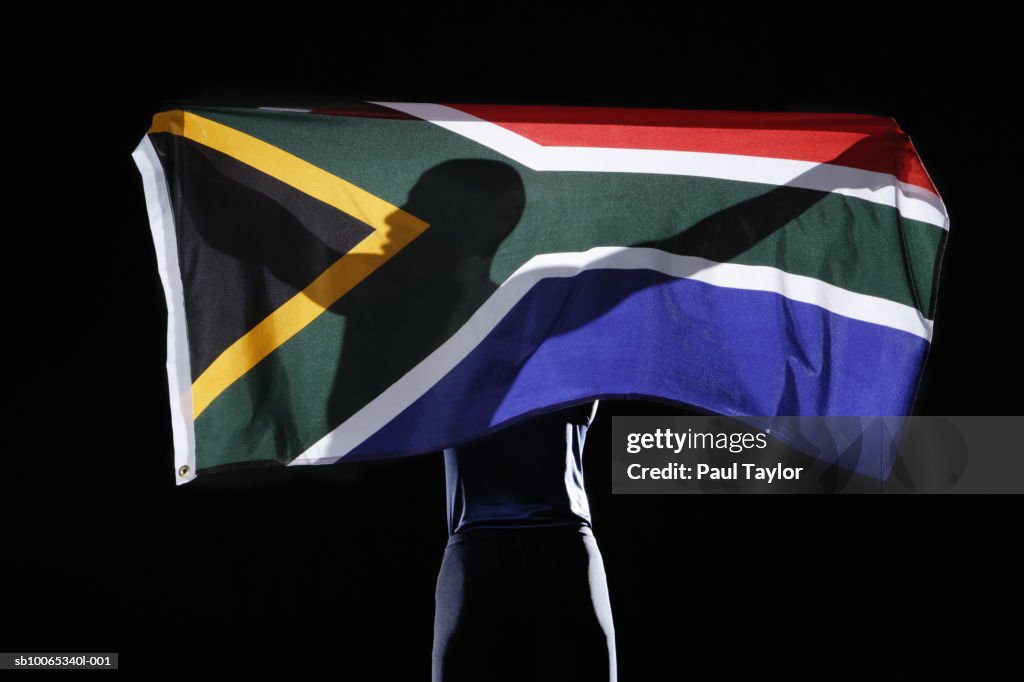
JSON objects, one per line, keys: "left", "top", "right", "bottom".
{"left": 133, "top": 102, "right": 948, "bottom": 484}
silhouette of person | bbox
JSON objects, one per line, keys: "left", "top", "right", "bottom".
{"left": 326, "top": 159, "right": 617, "bottom": 680}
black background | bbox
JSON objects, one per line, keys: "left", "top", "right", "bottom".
{"left": 13, "top": 8, "right": 1021, "bottom": 675}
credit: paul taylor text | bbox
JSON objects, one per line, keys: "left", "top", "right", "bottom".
{"left": 626, "top": 462, "right": 804, "bottom": 482}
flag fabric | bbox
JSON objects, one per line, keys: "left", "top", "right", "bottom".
{"left": 133, "top": 102, "right": 948, "bottom": 484}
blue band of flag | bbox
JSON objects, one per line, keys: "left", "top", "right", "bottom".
{"left": 351, "top": 269, "right": 928, "bottom": 476}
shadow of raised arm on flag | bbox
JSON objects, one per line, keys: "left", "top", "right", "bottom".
{"left": 631, "top": 135, "right": 909, "bottom": 264}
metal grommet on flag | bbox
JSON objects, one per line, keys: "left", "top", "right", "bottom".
{"left": 178, "top": 465, "right": 190, "bottom": 478}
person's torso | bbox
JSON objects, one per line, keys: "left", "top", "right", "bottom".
{"left": 443, "top": 401, "right": 598, "bottom": 536}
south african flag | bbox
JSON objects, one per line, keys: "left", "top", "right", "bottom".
{"left": 134, "top": 102, "right": 947, "bottom": 484}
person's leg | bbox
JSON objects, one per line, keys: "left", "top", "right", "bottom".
{"left": 524, "top": 525, "right": 617, "bottom": 682}
{"left": 432, "top": 532, "right": 530, "bottom": 682}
